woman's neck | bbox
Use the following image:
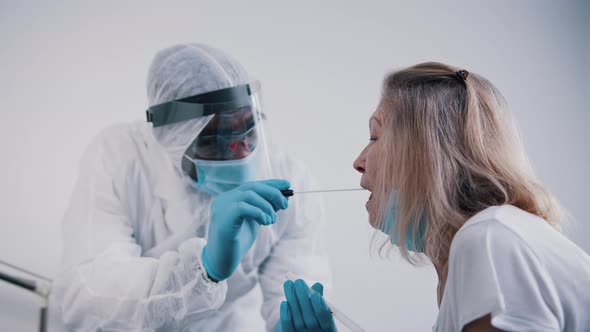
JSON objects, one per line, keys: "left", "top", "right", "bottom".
{"left": 433, "top": 259, "right": 449, "bottom": 307}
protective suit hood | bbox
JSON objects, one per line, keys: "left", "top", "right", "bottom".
{"left": 146, "top": 43, "right": 252, "bottom": 174}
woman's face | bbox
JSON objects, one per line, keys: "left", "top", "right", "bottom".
{"left": 353, "top": 103, "right": 386, "bottom": 227}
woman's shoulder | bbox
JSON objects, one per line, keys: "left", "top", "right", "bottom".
{"left": 450, "top": 204, "right": 590, "bottom": 273}
{"left": 444, "top": 206, "right": 590, "bottom": 332}
{"left": 461, "top": 205, "right": 548, "bottom": 231}
{"left": 447, "top": 205, "right": 558, "bottom": 273}
{"left": 453, "top": 205, "right": 555, "bottom": 251}
{"left": 450, "top": 207, "right": 526, "bottom": 261}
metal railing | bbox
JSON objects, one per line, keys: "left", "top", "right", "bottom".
{"left": 0, "top": 259, "right": 51, "bottom": 332}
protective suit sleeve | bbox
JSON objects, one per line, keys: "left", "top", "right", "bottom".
{"left": 53, "top": 129, "right": 227, "bottom": 331}
{"left": 257, "top": 156, "right": 332, "bottom": 332}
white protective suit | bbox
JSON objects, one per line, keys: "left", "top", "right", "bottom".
{"left": 51, "top": 44, "right": 331, "bottom": 331}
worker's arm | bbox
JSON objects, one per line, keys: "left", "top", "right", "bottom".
{"left": 53, "top": 130, "right": 226, "bottom": 331}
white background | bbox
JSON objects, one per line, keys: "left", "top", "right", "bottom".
{"left": 1, "top": 1, "right": 588, "bottom": 331}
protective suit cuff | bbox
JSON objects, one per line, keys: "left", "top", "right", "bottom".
{"left": 182, "top": 238, "right": 228, "bottom": 313}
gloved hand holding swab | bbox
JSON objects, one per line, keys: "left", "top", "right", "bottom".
{"left": 284, "top": 272, "right": 366, "bottom": 332}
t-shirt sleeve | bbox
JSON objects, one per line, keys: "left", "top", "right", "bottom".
{"left": 443, "top": 218, "right": 561, "bottom": 331}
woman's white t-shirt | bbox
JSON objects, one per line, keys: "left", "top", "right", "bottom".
{"left": 434, "top": 205, "right": 590, "bottom": 332}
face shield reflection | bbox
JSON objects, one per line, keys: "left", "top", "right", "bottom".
{"left": 146, "top": 82, "right": 273, "bottom": 191}
{"left": 189, "top": 106, "right": 261, "bottom": 161}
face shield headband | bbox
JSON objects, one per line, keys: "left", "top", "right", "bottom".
{"left": 146, "top": 83, "right": 257, "bottom": 128}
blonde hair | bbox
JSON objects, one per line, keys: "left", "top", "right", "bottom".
{"left": 374, "top": 62, "right": 565, "bottom": 265}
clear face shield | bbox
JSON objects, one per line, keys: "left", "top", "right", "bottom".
{"left": 146, "top": 82, "right": 273, "bottom": 194}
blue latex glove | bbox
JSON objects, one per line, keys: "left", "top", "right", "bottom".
{"left": 202, "top": 179, "right": 290, "bottom": 281}
{"left": 277, "top": 279, "right": 337, "bottom": 332}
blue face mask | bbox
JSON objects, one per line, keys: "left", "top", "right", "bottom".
{"left": 189, "top": 147, "right": 260, "bottom": 195}
{"left": 380, "top": 191, "right": 427, "bottom": 252}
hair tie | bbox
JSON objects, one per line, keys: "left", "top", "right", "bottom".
{"left": 455, "top": 70, "right": 469, "bottom": 81}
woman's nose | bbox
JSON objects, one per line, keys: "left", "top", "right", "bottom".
{"left": 353, "top": 154, "right": 365, "bottom": 174}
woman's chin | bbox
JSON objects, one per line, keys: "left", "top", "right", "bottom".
{"left": 368, "top": 218, "right": 379, "bottom": 229}
{"left": 365, "top": 192, "right": 374, "bottom": 211}
{"left": 366, "top": 193, "right": 378, "bottom": 228}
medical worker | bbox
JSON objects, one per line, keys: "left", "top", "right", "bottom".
{"left": 278, "top": 63, "right": 590, "bottom": 331}
{"left": 51, "top": 43, "right": 330, "bottom": 331}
